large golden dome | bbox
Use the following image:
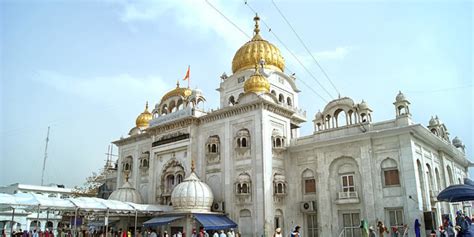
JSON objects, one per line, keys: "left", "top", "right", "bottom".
{"left": 244, "top": 65, "right": 270, "bottom": 94}
{"left": 161, "top": 81, "right": 192, "bottom": 102}
{"left": 232, "top": 14, "right": 285, "bottom": 74}
{"left": 135, "top": 102, "right": 152, "bottom": 129}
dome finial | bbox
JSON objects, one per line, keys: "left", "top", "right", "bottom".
{"left": 176, "top": 80, "right": 180, "bottom": 88}
{"left": 254, "top": 63, "right": 260, "bottom": 74}
{"left": 253, "top": 13, "right": 260, "bottom": 35}
{"left": 145, "top": 101, "right": 149, "bottom": 111}
{"left": 191, "top": 159, "right": 195, "bottom": 172}
{"left": 125, "top": 171, "right": 130, "bottom": 182}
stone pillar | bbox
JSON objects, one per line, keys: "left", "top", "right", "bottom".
{"left": 360, "top": 143, "right": 376, "bottom": 222}
{"left": 399, "top": 136, "right": 425, "bottom": 237}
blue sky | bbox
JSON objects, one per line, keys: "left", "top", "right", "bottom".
{"left": 0, "top": 0, "right": 472, "bottom": 188}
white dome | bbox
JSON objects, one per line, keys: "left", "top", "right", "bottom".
{"left": 359, "top": 100, "right": 369, "bottom": 110}
{"left": 429, "top": 116, "right": 439, "bottom": 126}
{"left": 395, "top": 91, "right": 407, "bottom": 102}
{"left": 453, "top": 136, "right": 463, "bottom": 147}
{"left": 109, "top": 181, "right": 143, "bottom": 204}
{"left": 171, "top": 172, "right": 214, "bottom": 212}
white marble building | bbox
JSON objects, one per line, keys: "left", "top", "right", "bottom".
{"left": 111, "top": 15, "right": 471, "bottom": 237}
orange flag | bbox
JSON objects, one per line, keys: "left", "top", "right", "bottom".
{"left": 183, "top": 65, "right": 190, "bottom": 81}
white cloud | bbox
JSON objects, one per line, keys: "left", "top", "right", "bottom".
{"left": 33, "top": 70, "right": 169, "bottom": 104}
{"left": 112, "top": 0, "right": 251, "bottom": 48}
{"left": 314, "top": 46, "right": 352, "bottom": 61}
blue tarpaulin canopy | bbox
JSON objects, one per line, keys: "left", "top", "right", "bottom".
{"left": 143, "top": 216, "right": 184, "bottom": 227}
{"left": 194, "top": 214, "right": 237, "bottom": 230}
{"left": 437, "top": 178, "right": 474, "bottom": 202}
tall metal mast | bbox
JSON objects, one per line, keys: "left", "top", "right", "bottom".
{"left": 41, "top": 126, "right": 50, "bottom": 186}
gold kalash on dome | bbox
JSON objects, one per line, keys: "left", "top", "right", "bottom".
{"left": 244, "top": 64, "right": 271, "bottom": 94}
{"left": 231, "top": 13, "right": 285, "bottom": 73}
{"left": 135, "top": 102, "right": 153, "bottom": 129}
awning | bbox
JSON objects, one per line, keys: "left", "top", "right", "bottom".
{"left": 194, "top": 214, "right": 237, "bottom": 230}
{"left": 143, "top": 216, "right": 184, "bottom": 227}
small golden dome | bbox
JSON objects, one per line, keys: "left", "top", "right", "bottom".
{"left": 232, "top": 14, "right": 285, "bottom": 74}
{"left": 136, "top": 102, "right": 152, "bottom": 129}
{"left": 161, "top": 81, "right": 192, "bottom": 102}
{"left": 244, "top": 65, "right": 270, "bottom": 94}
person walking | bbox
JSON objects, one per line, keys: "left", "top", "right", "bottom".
{"left": 290, "top": 226, "right": 301, "bottom": 237}
{"left": 360, "top": 220, "right": 369, "bottom": 237}
{"left": 414, "top": 219, "right": 421, "bottom": 237}
{"left": 368, "top": 227, "right": 376, "bottom": 237}
{"left": 377, "top": 221, "right": 388, "bottom": 237}
{"left": 226, "top": 229, "right": 234, "bottom": 237}
{"left": 272, "top": 228, "right": 282, "bottom": 237}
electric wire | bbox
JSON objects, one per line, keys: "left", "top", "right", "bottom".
{"left": 244, "top": 0, "right": 331, "bottom": 102}
{"left": 205, "top": 0, "right": 251, "bottom": 39}
{"left": 271, "top": 0, "right": 341, "bottom": 97}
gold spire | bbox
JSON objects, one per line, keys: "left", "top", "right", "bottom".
{"left": 231, "top": 14, "right": 285, "bottom": 73}
{"left": 253, "top": 13, "right": 260, "bottom": 36}
{"left": 135, "top": 101, "right": 153, "bottom": 129}
{"left": 244, "top": 64, "right": 270, "bottom": 94}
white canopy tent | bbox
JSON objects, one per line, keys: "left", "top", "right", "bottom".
{"left": 0, "top": 193, "right": 171, "bottom": 236}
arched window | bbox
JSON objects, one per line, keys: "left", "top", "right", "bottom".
{"left": 161, "top": 160, "right": 185, "bottom": 197}
{"left": 161, "top": 104, "right": 168, "bottom": 115}
{"left": 177, "top": 99, "right": 184, "bottom": 111}
{"left": 166, "top": 175, "right": 174, "bottom": 192}
{"left": 302, "top": 169, "right": 316, "bottom": 194}
{"left": 287, "top": 97, "right": 292, "bottom": 106}
{"left": 235, "top": 129, "right": 250, "bottom": 149}
{"left": 206, "top": 136, "right": 220, "bottom": 154}
{"left": 236, "top": 173, "right": 251, "bottom": 194}
{"left": 272, "top": 129, "right": 285, "bottom": 149}
{"left": 381, "top": 158, "right": 400, "bottom": 186}
{"left": 229, "top": 96, "right": 235, "bottom": 106}
{"left": 274, "top": 173, "right": 287, "bottom": 195}
{"left": 211, "top": 144, "right": 217, "bottom": 153}
{"left": 279, "top": 94, "right": 284, "bottom": 103}
{"left": 360, "top": 113, "right": 368, "bottom": 123}
{"left": 241, "top": 183, "right": 248, "bottom": 193}
{"left": 276, "top": 138, "right": 281, "bottom": 147}
{"left": 122, "top": 156, "right": 133, "bottom": 173}
{"left": 334, "top": 109, "right": 347, "bottom": 127}
{"left": 176, "top": 174, "right": 183, "bottom": 184}
{"left": 271, "top": 90, "right": 277, "bottom": 96}
{"left": 447, "top": 166, "right": 454, "bottom": 185}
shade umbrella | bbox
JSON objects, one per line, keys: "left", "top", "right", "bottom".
{"left": 437, "top": 184, "right": 474, "bottom": 202}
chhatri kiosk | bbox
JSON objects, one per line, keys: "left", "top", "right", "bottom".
{"left": 143, "top": 162, "right": 237, "bottom": 235}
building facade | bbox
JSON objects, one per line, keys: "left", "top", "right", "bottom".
{"left": 111, "top": 15, "right": 471, "bottom": 237}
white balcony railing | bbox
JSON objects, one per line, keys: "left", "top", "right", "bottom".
{"left": 338, "top": 191, "right": 358, "bottom": 199}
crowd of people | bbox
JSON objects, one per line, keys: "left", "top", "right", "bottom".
{"left": 361, "top": 211, "right": 474, "bottom": 237}
{"left": 3, "top": 211, "right": 474, "bottom": 237}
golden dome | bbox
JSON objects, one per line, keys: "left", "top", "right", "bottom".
{"left": 244, "top": 65, "right": 270, "bottom": 94}
{"left": 232, "top": 14, "right": 285, "bottom": 74}
{"left": 136, "top": 102, "right": 152, "bottom": 129}
{"left": 161, "top": 81, "right": 192, "bottom": 102}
